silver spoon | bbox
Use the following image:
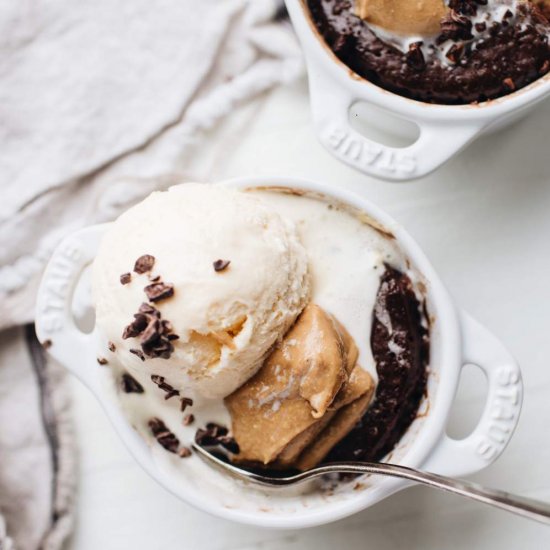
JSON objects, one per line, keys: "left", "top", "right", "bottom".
{"left": 192, "top": 443, "right": 550, "bottom": 525}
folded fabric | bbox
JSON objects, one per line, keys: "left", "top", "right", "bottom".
{"left": 0, "top": 326, "right": 74, "bottom": 550}
{"left": 0, "top": 0, "right": 303, "bottom": 331}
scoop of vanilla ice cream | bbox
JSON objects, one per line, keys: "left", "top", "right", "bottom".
{"left": 92, "top": 183, "right": 310, "bottom": 399}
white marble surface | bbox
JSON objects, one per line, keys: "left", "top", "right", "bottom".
{"left": 67, "top": 78, "right": 550, "bottom": 549}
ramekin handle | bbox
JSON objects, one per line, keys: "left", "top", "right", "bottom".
{"left": 35, "top": 226, "right": 103, "bottom": 390}
{"left": 424, "top": 311, "right": 523, "bottom": 477}
{"left": 307, "top": 69, "right": 485, "bottom": 181}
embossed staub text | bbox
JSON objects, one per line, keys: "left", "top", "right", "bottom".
{"left": 475, "top": 365, "right": 522, "bottom": 462}
{"left": 38, "top": 241, "right": 82, "bottom": 334}
{"left": 324, "top": 125, "right": 417, "bottom": 175}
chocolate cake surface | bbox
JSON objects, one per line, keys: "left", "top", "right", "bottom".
{"left": 326, "top": 266, "right": 429, "bottom": 463}
{"left": 307, "top": 0, "right": 550, "bottom": 104}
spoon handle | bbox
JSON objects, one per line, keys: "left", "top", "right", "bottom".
{"left": 191, "top": 444, "right": 549, "bottom": 524}
{"left": 315, "top": 462, "right": 550, "bottom": 525}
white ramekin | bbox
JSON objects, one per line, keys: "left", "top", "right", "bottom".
{"left": 35, "top": 176, "right": 522, "bottom": 529}
{"left": 285, "top": 0, "right": 550, "bottom": 181}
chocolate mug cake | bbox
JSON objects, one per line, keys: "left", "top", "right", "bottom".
{"left": 91, "top": 184, "right": 430, "bottom": 475}
{"left": 307, "top": 0, "right": 550, "bottom": 104}
{"left": 36, "top": 178, "right": 524, "bottom": 524}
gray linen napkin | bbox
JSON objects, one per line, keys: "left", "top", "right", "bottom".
{"left": 0, "top": 327, "right": 74, "bottom": 550}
